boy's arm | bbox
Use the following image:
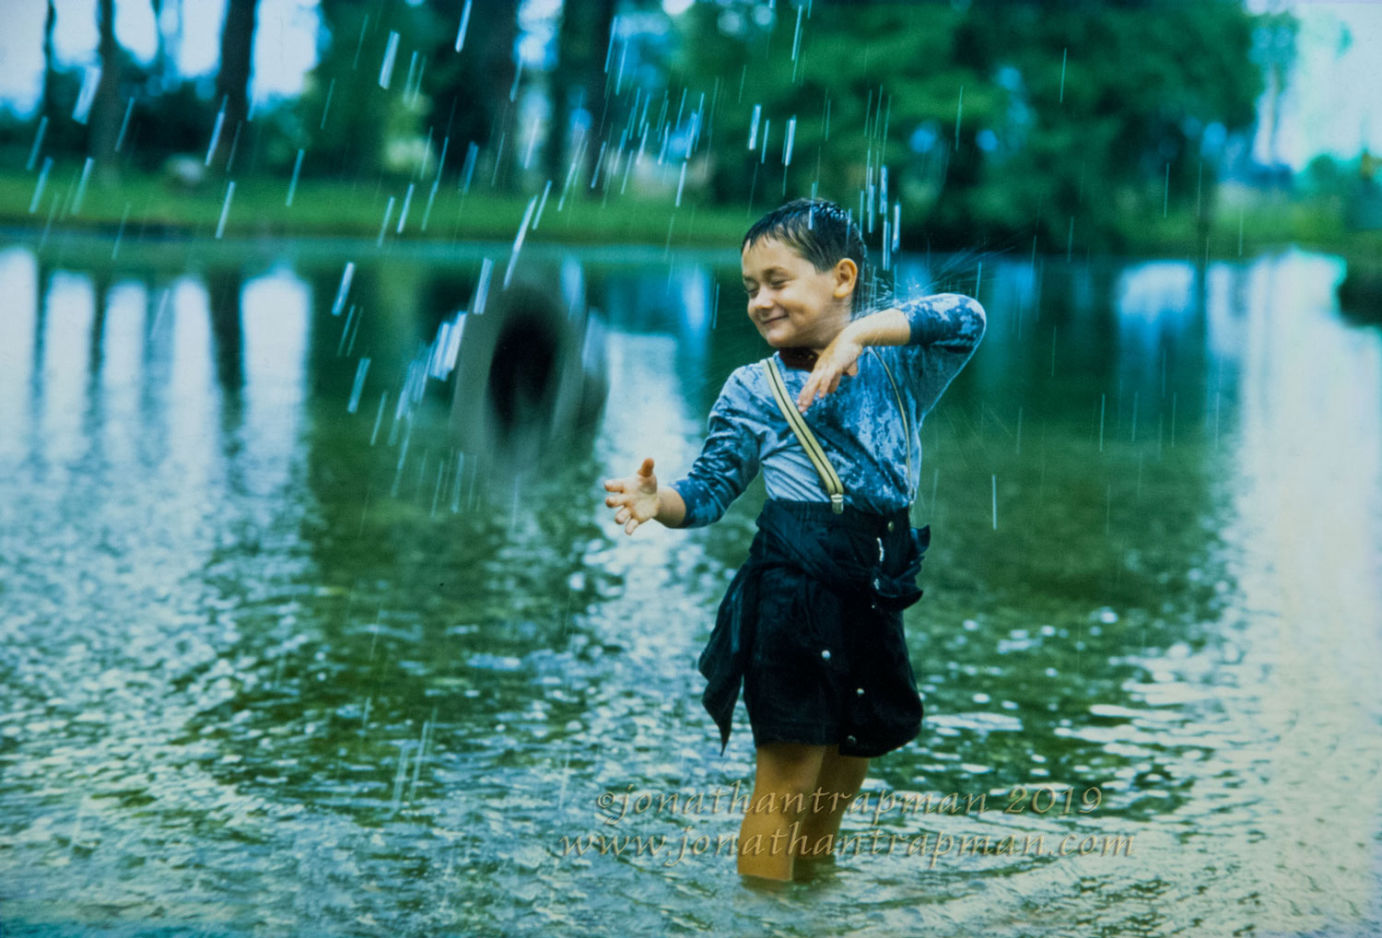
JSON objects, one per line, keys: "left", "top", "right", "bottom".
{"left": 665, "top": 370, "right": 762, "bottom": 528}
{"left": 604, "top": 370, "right": 761, "bottom": 534}
{"left": 654, "top": 484, "right": 687, "bottom": 527}
{"left": 796, "top": 295, "right": 986, "bottom": 413}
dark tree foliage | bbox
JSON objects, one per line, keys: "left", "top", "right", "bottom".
{"left": 302, "top": 0, "right": 519, "bottom": 183}
{"left": 543, "top": 0, "right": 618, "bottom": 183}
{"left": 672, "top": 0, "right": 1264, "bottom": 250}
{"left": 212, "top": 0, "right": 260, "bottom": 168}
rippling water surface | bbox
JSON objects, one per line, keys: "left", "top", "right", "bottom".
{"left": 0, "top": 235, "right": 1379, "bottom": 937}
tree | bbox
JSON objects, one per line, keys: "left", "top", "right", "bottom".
{"left": 41, "top": 1, "right": 59, "bottom": 119}
{"left": 669, "top": 0, "right": 1266, "bottom": 251}
{"left": 89, "top": 0, "right": 125, "bottom": 175}
{"left": 952, "top": 0, "right": 1265, "bottom": 250}
{"left": 213, "top": 0, "right": 260, "bottom": 170}
{"left": 301, "top": 0, "right": 522, "bottom": 185}
{"left": 543, "top": 0, "right": 618, "bottom": 184}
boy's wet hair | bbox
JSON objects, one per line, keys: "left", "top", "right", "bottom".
{"left": 743, "top": 198, "right": 869, "bottom": 311}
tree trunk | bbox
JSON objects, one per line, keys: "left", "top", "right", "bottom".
{"left": 543, "top": 0, "right": 617, "bottom": 187}
{"left": 214, "top": 0, "right": 259, "bottom": 169}
{"left": 474, "top": 0, "right": 520, "bottom": 190}
{"left": 89, "top": 0, "right": 124, "bottom": 176}
{"left": 149, "top": 0, "right": 171, "bottom": 92}
{"left": 41, "top": 1, "right": 58, "bottom": 119}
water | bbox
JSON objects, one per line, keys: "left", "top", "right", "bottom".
{"left": 0, "top": 235, "right": 1379, "bottom": 937}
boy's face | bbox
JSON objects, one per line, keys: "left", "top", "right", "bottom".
{"left": 741, "top": 236, "right": 857, "bottom": 351}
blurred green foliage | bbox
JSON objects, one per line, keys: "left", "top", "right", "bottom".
{"left": 671, "top": 0, "right": 1263, "bottom": 251}
{"left": 0, "top": 0, "right": 1340, "bottom": 257}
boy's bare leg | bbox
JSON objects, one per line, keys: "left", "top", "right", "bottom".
{"left": 794, "top": 746, "right": 870, "bottom": 861}
{"left": 738, "top": 742, "right": 826, "bottom": 882}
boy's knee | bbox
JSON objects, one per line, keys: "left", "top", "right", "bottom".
{"left": 755, "top": 742, "right": 827, "bottom": 792}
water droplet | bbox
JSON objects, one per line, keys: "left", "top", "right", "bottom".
{"left": 215, "top": 180, "right": 235, "bottom": 239}
{"left": 332, "top": 262, "right": 356, "bottom": 317}
{"left": 379, "top": 31, "right": 400, "bottom": 89}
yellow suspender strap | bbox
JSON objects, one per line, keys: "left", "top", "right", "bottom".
{"left": 762, "top": 357, "right": 845, "bottom": 513}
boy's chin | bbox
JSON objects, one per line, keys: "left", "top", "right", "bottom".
{"left": 759, "top": 329, "right": 797, "bottom": 348}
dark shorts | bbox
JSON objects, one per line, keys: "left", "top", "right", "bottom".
{"left": 740, "top": 506, "right": 925, "bottom": 759}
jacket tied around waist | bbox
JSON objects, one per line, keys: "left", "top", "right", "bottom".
{"left": 697, "top": 499, "right": 931, "bottom": 755}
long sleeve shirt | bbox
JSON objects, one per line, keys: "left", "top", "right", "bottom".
{"left": 669, "top": 294, "right": 987, "bottom": 526}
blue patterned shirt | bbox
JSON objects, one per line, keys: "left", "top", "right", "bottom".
{"left": 669, "top": 294, "right": 986, "bottom": 527}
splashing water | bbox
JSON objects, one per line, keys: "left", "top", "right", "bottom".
{"left": 380, "top": 32, "right": 400, "bottom": 89}
{"left": 504, "top": 198, "right": 538, "bottom": 289}
{"left": 455, "top": 0, "right": 473, "bottom": 52}
{"left": 72, "top": 66, "right": 100, "bottom": 124}
{"left": 332, "top": 263, "right": 356, "bottom": 317}
{"left": 460, "top": 142, "right": 479, "bottom": 194}
{"left": 377, "top": 197, "right": 396, "bottom": 247}
{"left": 28, "top": 158, "right": 52, "bottom": 215}
{"left": 532, "top": 180, "right": 553, "bottom": 230}
{"left": 215, "top": 181, "right": 236, "bottom": 239}
{"left": 320, "top": 79, "right": 335, "bottom": 130}
{"left": 205, "top": 97, "right": 227, "bottom": 166}
{"left": 472, "top": 259, "right": 493, "bottom": 315}
{"left": 286, "top": 150, "right": 305, "bottom": 207}
{"left": 348, "top": 359, "right": 371, "bottom": 414}
{"left": 115, "top": 98, "right": 134, "bottom": 153}
{"left": 397, "top": 184, "right": 415, "bottom": 235}
{"left": 26, "top": 116, "right": 48, "bottom": 170}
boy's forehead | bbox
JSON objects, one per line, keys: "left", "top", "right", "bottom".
{"left": 742, "top": 236, "right": 809, "bottom": 272}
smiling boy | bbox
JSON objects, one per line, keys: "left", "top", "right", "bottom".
{"left": 602, "top": 198, "right": 986, "bottom": 882}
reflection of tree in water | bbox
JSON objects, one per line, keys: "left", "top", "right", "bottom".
{"left": 182, "top": 256, "right": 620, "bottom": 821}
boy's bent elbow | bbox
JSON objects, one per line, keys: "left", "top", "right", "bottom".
{"left": 964, "top": 296, "right": 987, "bottom": 346}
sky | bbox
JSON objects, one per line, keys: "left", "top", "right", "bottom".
{"left": 1246, "top": 0, "right": 1382, "bottom": 167}
{"left": 0, "top": 0, "right": 1377, "bottom": 170}
{"left": 0, "top": 0, "right": 321, "bottom": 107}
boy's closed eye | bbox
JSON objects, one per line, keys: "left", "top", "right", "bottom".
{"left": 744, "top": 279, "right": 788, "bottom": 297}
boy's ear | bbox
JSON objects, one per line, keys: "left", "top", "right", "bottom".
{"left": 832, "top": 258, "right": 859, "bottom": 299}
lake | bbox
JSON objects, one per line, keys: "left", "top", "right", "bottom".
{"left": 1, "top": 231, "right": 1379, "bottom": 937}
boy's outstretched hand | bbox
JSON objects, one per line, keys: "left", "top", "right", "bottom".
{"left": 603, "top": 457, "right": 663, "bottom": 535}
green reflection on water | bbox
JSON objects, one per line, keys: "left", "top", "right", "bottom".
{"left": 0, "top": 239, "right": 1378, "bottom": 938}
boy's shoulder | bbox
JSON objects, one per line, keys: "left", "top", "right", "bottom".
{"left": 720, "top": 357, "right": 773, "bottom": 392}
{"left": 706, "top": 357, "right": 776, "bottom": 414}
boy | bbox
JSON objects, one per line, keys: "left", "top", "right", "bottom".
{"left": 602, "top": 198, "right": 986, "bottom": 882}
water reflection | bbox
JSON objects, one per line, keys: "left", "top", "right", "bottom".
{"left": 0, "top": 238, "right": 1378, "bottom": 937}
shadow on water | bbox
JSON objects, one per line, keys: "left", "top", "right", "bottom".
{"left": 0, "top": 235, "right": 1379, "bottom": 937}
